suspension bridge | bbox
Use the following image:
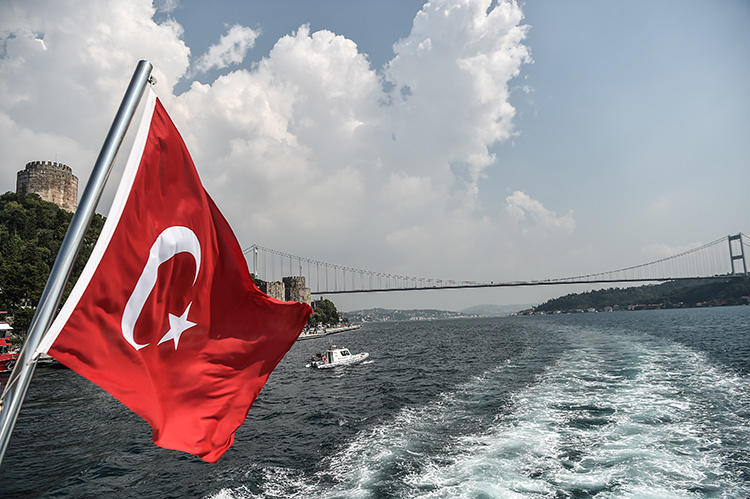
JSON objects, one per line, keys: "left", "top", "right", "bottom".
{"left": 242, "top": 233, "right": 750, "bottom": 295}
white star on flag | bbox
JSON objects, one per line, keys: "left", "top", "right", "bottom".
{"left": 158, "top": 303, "right": 197, "bottom": 350}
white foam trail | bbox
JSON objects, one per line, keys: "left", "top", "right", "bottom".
{"left": 208, "top": 329, "right": 750, "bottom": 498}
{"left": 402, "top": 329, "right": 750, "bottom": 498}
{"left": 305, "top": 359, "right": 520, "bottom": 498}
{"left": 207, "top": 359, "right": 518, "bottom": 498}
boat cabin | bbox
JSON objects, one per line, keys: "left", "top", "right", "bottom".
{"left": 312, "top": 346, "right": 352, "bottom": 364}
{"left": 325, "top": 347, "right": 351, "bottom": 363}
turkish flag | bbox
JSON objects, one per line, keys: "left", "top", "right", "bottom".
{"left": 36, "top": 89, "right": 312, "bottom": 462}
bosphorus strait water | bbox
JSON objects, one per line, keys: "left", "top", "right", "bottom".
{"left": 3, "top": 306, "right": 750, "bottom": 497}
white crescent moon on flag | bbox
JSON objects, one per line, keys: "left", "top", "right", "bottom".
{"left": 121, "top": 226, "right": 201, "bottom": 351}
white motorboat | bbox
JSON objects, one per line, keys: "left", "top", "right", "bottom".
{"left": 308, "top": 345, "right": 369, "bottom": 369}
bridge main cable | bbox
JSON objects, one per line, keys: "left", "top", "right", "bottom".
{"left": 243, "top": 235, "right": 739, "bottom": 295}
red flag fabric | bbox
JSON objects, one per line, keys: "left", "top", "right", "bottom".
{"left": 36, "top": 89, "right": 312, "bottom": 463}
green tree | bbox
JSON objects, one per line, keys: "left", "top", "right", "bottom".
{"left": 0, "top": 192, "right": 105, "bottom": 335}
{"left": 308, "top": 298, "right": 339, "bottom": 326}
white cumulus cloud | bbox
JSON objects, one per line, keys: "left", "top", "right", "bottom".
{"left": 154, "top": 0, "right": 179, "bottom": 14}
{"left": 505, "top": 191, "right": 576, "bottom": 234}
{"left": 0, "top": 0, "right": 583, "bottom": 304}
{"left": 192, "top": 24, "right": 259, "bottom": 74}
{"left": 0, "top": 0, "right": 189, "bottom": 184}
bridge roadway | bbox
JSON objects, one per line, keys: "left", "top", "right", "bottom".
{"left": 310, "top": 274, "right": 745, "bottom": 295}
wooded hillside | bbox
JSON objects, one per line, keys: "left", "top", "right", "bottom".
{"left": 0, "top": 192, "right": 104, "bottom": 335}
{"left": 533, "top": 277, "right": 750, "bottom": 313}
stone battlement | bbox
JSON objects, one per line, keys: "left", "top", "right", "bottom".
{"left": 24, "top": 161, "right": 73, "bottom": 174}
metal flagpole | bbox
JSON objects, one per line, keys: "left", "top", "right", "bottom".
{"left": 0, "top": 60, "right": 153, "bottom": 466}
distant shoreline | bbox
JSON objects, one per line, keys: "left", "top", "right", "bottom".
{"left": 518, "top": 301, "right": 750, "bottom": 316}
{"left": 521, "top": 277, "right": 750, "bottom": 316}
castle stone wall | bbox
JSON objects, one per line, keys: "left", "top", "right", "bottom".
{"left": 283, "top": 276, "right": 311, "bottom": 305}
{"left": 16, "top": 161, "right": 78, "bottom": 212}
{"left": 265, "top": 281, "right": 285, "bottom": 301}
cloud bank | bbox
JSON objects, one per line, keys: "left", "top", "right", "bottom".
{"left": 0, "top": 0, "right": 578, "bottom": 299}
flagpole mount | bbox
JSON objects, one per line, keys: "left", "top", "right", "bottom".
{"left": 0, "top": 60, "right": 154, "bottom": 467}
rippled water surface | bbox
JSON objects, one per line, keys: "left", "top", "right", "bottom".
{"left": 3, "top": 306, "right": 750, "bottom": 497}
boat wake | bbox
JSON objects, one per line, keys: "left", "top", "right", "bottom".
{"left": 399, "top": 330, "right": 750, "bottom": 498}
{"left": 209, "top": 328, "right": 750, "bottom": 498}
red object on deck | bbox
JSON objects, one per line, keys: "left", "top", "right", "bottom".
{"left": 0, "top": 338, "right": 18, "bottom": 373}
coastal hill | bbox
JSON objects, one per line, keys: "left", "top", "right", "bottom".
{"left": 525, "top": 277, "right": 750, "bottom": 314}
{"left": 346, "top": 308, "right": 473, "bottom": 322}
{"left": 461, "top": 303, "right": 533, "bottom": 316}
{"left": 346, "top": 304, "right": 532, "bottom": 322}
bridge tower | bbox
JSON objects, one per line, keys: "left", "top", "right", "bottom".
{"left": 728, "top": 234, "right": 747, "bottom": 275}
{"left": 251, "top": 246, "right": 258, "bottom": 277}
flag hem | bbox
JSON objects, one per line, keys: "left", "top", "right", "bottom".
{"left": 36, "top": 89, "right": 158, "bottom": 355}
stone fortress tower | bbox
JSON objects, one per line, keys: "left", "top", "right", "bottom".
{"left": 282, "top": 276, "right": 312, "bottom": 305}
{"left": 264, "top": 281, "right": 286, "bottom": 302}
{"left": 16, "top": 161, "right": 78, "bottom": 212}
{"left": 256, "top": 277, "right": 311, "bottom": 304}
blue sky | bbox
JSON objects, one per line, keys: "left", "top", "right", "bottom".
{"left": 166, "top": 1, "right": 427, "bottom": 83}
{"left": 505, "top": 1, "right": 750, "bottom": 245}
{"left": 1, "top": 0, "right": 748, "bottom": 311}
{"left": 162, "top": 0, "right": 750, "bottom": 264}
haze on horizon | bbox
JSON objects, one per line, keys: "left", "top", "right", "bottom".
{"left": 1, "top": 0, "right": 748, "bottom": 312}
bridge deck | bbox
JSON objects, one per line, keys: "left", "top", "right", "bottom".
{"left": 310, "top": 275, "right": 744, "bottom": 294}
